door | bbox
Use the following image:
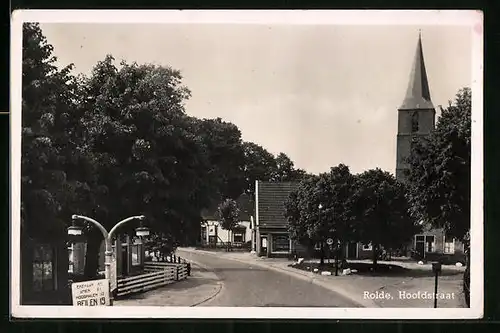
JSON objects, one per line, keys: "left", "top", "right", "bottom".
{"left": 415, "top": 235, "right": 425, "bottom": 258}
{"left": 347, "top": 242, "right": 357, "bottom": 259}
{"left": 260, "top": 236, "right": 268, "bottom": 256}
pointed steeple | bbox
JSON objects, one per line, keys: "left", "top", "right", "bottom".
{"left": 399, "top": 31, "right": 434, "bottom": 110}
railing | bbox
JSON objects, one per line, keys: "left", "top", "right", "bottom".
{"left": 116, "top": 259, "right": 190, "bottom": 298}
{"left": 116, "top": 268, "right": 177, "bottom": 297}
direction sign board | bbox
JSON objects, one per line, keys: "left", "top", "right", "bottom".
{"left": 71, "top": 279, "right": 110, "bottom": 306}
{"left": 326, "top": 238, "right": 334, "bottom": 245}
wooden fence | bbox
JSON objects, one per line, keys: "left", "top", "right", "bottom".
{"left": 116, "top": 261, "right": 189, "bottom": 298}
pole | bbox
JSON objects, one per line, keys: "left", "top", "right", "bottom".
{"left": 334, "top": 243, "right": 339, "bottom": 276}
{"left": 104, "top": 237, "right": 114, "bottom": 305}
{"left": 434, "top": 270, "right": 439, "bottom": 308}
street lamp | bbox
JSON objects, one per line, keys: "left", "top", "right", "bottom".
{"left": 67, "top": 223, "right": 83, "bottom": 236}
{"left": 68, "top": 214, "right": 149, "bottom": 303}
{"left": 318, "top": 204, "right": 324, "bottom": 267}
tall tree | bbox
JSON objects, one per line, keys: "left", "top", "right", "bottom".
{"left": 216, "top": 198, "right": 240, "bottom": 251}
{"left": 285, "top": 164, "right": 355, "bottom": 265}
{"left": 194, "top": 117, "right": 246, "bottom": 200}
{"left": 79, "top": 56, "right": 214, "bottom": 276}
{"left": 285, "top": 174, "right": 320, "bottom": 256}
{"left": 242, "top": 141, "right": 277, "bottom": 195}
{"left": 21, "top": 23, "right": 87, "bottom": 241}
{"left": 271, "top": 152, "right": 307, "bottom": 182}
{"left": 350, "top": 169, "right": 418, "bottom": 266}
{"left": 406, "top": 87, "right": 471, "bottom": 244}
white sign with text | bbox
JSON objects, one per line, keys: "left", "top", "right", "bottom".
{"left": 71, "top": 279, "right": 110, "bottom": 306}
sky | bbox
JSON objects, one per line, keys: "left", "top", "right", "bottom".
{"left": 38, "top": 22, "right": 473, "bottom": 175}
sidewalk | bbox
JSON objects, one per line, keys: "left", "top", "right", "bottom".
{"left": 114, "top": 261, "right": 222, "bottom": 307}
{"left": 177, "top": 248, "right": 466, "bottom": 308}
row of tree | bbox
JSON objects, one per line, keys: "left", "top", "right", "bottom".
{"left": 284, "top": 87, "right": 472, "bottom": 266}
{"left": 21, "top": 23, "right": 307, "bottom": 278}
{"left": 284, "top": 165, "right": 418, "bottom": 265}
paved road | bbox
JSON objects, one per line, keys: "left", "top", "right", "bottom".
{"left": 178, "top": 250, "right": 360, "bottom": 307}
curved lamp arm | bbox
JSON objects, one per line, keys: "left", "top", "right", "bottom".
{"left": 108, "top": 215, "right": 145, "bottom": 240}
{"left": 72, "top": 214, "right": 109, "bottom": 240}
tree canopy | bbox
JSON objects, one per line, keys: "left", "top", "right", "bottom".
{"left": 284, "top": 164, "right": 356, "bottom": 263}
{"left": 21, "top": 24, "right": 314, "bottom": 276}
{"left": 21, "top": 23, "right": 86, "bottom": 240}
{"left": 350, "top": 169, "right": 419, "bottom": 265}
{"left": 406, "top": 87, "right": 471, "bottom": 242}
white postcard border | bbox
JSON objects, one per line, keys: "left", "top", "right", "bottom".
{"left": 10, "top": 9, "right": 484, "bottom": 319}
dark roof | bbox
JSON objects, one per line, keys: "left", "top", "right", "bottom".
{"left": 201, "top": 193, "right": 254, "bottom": 221}
{"left": 399, "top": 32, "right": 435, "bottom": 110}
{"left": 257, "top": 181, "right": 299, "bottom": 227}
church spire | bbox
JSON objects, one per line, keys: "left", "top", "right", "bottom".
{"left": 399, "top": 31, "right": 434, "bottom": 110}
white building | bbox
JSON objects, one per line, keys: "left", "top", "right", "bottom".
{"left": 200, "top": 193, "right": 254, "bottom": 248}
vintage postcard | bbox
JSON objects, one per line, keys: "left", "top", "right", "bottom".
{"left": 10, "top": 10, "right": 483, "bottom": 319}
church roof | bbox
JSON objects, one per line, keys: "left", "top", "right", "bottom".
{"left": 399, "top": 32, "right": 435, "bottom": 110}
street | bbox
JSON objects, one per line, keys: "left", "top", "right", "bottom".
{"left": 178, "top": 250, "right": 361, "bottom": 307}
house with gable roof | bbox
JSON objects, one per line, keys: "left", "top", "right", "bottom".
{"left": 200, "top": 193, "right": 254, "bottom": 248}
{"left": 252, "top": 180, "right": 304, "bottom": 257}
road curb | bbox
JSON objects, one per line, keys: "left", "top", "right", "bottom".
{"left": 177, "top": 248, "right": 378, "bottom": 308}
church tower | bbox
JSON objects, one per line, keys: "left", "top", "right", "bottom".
{"left": 396, "top": 32, "right": 436, "bottom": 181}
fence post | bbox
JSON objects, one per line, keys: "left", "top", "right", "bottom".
{"left": 187, "top": 263, "right": 191, "bottom": 276}
{"left": 177, "top": 256, "right": 181, "bottom": 263}
{"left": 175, "top": 266, "right": 179, "bottom": 281}
{"left": 172, "top": 254, "right": 176, "bottom": 263}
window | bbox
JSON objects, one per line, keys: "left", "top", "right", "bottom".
{"left": 362, "top": 243, "right": 372, "bottom": 251}
{"left": 131, "top": 244, "right": 141, "bottom": 266}
{"left": 33, "top": 244, "right": 55, "bottom": 292}
{"left": 233, "top": 232, "right": 245, "bottom": 243}
{"left": 411, "top": 112, "right": 419, "bottom": 132}
{"left": 425, "top": 236, "right": 435, "bottom": 252}
{"left": 444, "top": 235, "right": 455, "bottom": 254}
{"left": 272, "top": 234, "right": 290, "bottom": 252}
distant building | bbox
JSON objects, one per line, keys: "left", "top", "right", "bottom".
{"left": 396, "top": 32, "right": 465, "bottom": 263}
{"left": 251, "top": 180, "right": 374, "bottom": 259}
{"left": 200, "top": 193, "right": 253, "bottom": 248}
{"left": 252, "top": 181, "right": 303, "bottom": 257}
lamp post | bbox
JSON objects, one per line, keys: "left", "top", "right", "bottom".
{"left": 68, "top": 214, "right": 150, "bottom": 303}
{"left": 318, "top": 203, "right": 324, "bottom": 267}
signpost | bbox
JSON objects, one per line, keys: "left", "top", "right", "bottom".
{"left": 432, "top": 262, "right": 442, "bottom": 308}
{"left": 71, "top": 279, "right": 110, "bottom": 306}
{"left": 326, "top": 238, "right": 333, "bottom": 265}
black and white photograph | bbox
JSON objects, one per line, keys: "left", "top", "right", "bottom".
{"left": 10, "top": 10, "right": 483, "bottom": 319}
